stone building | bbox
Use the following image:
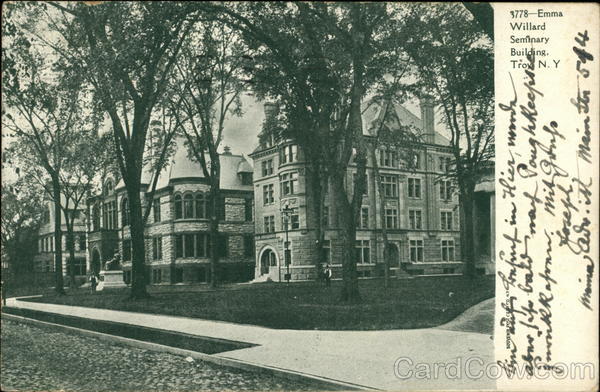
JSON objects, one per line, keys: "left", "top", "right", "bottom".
{"left": 34, "top": 196, "right": 88, "bottom": 279}
{"left": 87, "top": 139, "right": 255, "bottom": 285}
{"left": 251, "top": 100, "right": 462, "bottom": 282}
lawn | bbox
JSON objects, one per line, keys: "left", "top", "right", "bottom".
{"left": 22, "top": 275, "right": 494, "bottom": 330}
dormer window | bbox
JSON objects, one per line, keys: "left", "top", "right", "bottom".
{"left": 104, "top": 179, "right": 114, "bottom": 196}
{"left": 240, "top": 172, "right": 253, "bottom": 185}
{"left": 280, "top": 144, "right": 298, "bottom": 164}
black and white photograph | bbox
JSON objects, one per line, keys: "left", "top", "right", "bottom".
{"left": 1, "top": 2, "right": 597, "bottom": 392}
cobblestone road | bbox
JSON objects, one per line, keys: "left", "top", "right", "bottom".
{"left": 1, "top": 319, "right": 324, "bottom": 391}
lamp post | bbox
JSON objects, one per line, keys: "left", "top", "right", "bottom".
{"left": 282, "top": 201, "right": 293, "bottom": 284}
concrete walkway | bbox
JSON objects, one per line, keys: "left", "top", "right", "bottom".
{"left": 5, "top": 297, "right": 496, "bottom": 391}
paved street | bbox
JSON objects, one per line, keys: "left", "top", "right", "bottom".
{"left": 0, "top": 319, "right": 323, "bottom": 392}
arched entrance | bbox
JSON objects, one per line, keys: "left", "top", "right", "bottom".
{"left": 386, "top": 243, "right": 400, "bottom": 267}
{"left": 91, "top": 249, "right": 101, "bottom": 275}
{"left": 259, "top": 248, "right": 277, "bottom": 275}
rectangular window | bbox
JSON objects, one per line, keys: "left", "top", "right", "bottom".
{"left": 176, "top": 235, "right": 183, "bottom": 258}
{"left": 323, "top": 206, "right": 329, "bottom": 227}
{"left": 264, "top": 215, "right": 275, "bottom": 233}
{"left": 409, "top": 240, "right": 424, "bottom": 262}
{"left": 409, "top": 210, "right": 422, "bottom": 230}
{"left": 360, "top": 208, "right": 369, "bottom": 229}
{"left": 244, "top": 198, "right": 253, "bottom": 221}
{"left": 244, "top": 235, "right": 254, "bottom": 257}
{"left": 263, "top": 184, "right": 274, "bottom": 205}
{"left": 195, "top": 233, "right": 209, "bottom": 257}
{"left": 441, "top": 211, "right": 453, "bottom": 231}
{"left": 261, "top": 159, "right": 274, "bottom": 176}
{"left": 152, "top": 237, "right": 162, "bottom": 260}
{"left": 123, "top": 240, "right": 132, "bottom": 261}
{"left": 440, "top": 180, "right": 452, "bottom": 201}
{"left": 385, "top": 208, "right": 399, "bottom": 229}
{"left": 355, "top": 240, "right": 370, "bottom": 264}
{"left": 439, "top": 157, "right": 452, "bottom": 172}
{"left": 280, "top": 145, "right": 298, "bottom": 164}
{"left": 79, "top": 235, "right": 86, "bottom": 251}
{"left": 153, "top": 198, "right": 161, "bottom": 222}
{"left": 152, "top": 269, "right": 162, "bottom": 284}
{"left": 380, "top": 149, "right": 398, "bottom": 168}
{"left": 176, "top": 233, "right": 210, "bottom": 258}
{"left": 216, "top": 234, "right": 228, "bottom": 258}
{"left": 441, "top": 240, "right": 455, "bottom": 261}
{"left": 173, "top": 268, "right": 183, "bottom": 284}
{"left": 217, "top": 197, "right": 226, "bottom": 221}
{"left": 241, "top": 173, "right": 253, "bottom": 185}
{"left": 184, "top": 233, "right": 195, "bottom": 257}
{"left": 408, "top": 178, "right": 422, "bottom": 198}
{"left": 280, "top": 172, "right": 298, "bottom": 196}
{"left": 380, "top": 175, "right": 398, "bottom": 198}
{"left": 283, "top": 209, "right": 300, "bottom": 230}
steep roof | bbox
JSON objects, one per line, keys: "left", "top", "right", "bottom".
{"left": 117, "top": 138, "right": 253, "bottom": 192}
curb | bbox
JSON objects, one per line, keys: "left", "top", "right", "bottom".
{"left": 2, "top": 313, "right": 373, "bottom": 391}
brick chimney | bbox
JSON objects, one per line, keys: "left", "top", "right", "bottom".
{"left": 419, "top": 96, "right": 435, "bottom": 144}
{"left": 264, "top": 102, "right": 279, "bottom": 119}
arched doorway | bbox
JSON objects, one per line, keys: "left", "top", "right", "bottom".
{"left": 91, "top": 249, "right": 101, "bottom": 275}
{"left": 386, "top": 243, "right": 400, "bottom": 267}
{"left": 259, "top": 248, "right": 277, "bottom": 275}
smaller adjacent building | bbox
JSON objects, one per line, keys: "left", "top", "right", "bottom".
{"left": 86, "top": 140, "right": 255, "bottom": 285}
{"left": 33, "top": 196, "right": 88, "bottom": 280}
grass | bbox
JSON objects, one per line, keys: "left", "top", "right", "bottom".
{"left": 21, "top": 275, "right": 494, "bottom": 330}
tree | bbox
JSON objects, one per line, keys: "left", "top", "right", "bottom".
{"left": 212, "top": 2, "right": 401, "bottom": 302}
{"left": 2, "top": 5, "right": 89, "bottom": 294}
{"left": 168, "top": 21, "right": 249, "bottom": 287}
{"left": 402, "top": 3, "right": 494, "bottom": 277}
{"left": 46, "top": 1, "right": 197, "bottom": 298}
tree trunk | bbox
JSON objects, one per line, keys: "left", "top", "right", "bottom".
{"left": 51, "top": 177, "right": 65, "bottom": 295}
{"left": 127, "top": 180, "right": 149, "bottom": 299}
{"left": 209, "top": 168, "right": 221, "bottom": 289}
{"left": 331, "top": 176, "right": 360, "bottom": 303}
{"left": 309, "top": 162, "right": 326, "bottom": 281}
{"left": 67, "top": 229, "right": 76, "bottom": 287}
{"left": 460, "top": 186, "right": 476, "bottom": 278}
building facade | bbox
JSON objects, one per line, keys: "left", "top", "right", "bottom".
{"left": 33, "top": 197, "right": 88, "bottom": 279}
{"left": 251, "top": 101, "right": 462, "bottom": 282}
{"left": 87, "top": 140, "right": 255, "bottom": 285}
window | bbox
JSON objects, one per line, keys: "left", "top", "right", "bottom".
{"left": 173, "top": 268, "right": 183, "bottom": 284}
{"left": 280, "top": 172, "right": 298, "bottom": 196}
{"left": 360, "top": 208, "right": 369, "bottom": 229}
{"left": 183, "top": 194, "right": 194, "bottom": 218}
{"left": 195, "top": 194, "right": 206, "bottom": 219}
{"left": 409, "top": 210, "right": 422, "bottom": 230}
{"left": 263, "top": 184, "right": 274, "bottom": 205}
{"left": 92, "top": 204, "right": 100, "bottom": 231}
{"left": 244, "top": 198, "right": 253, "bottom": 221}
{"left": 78, "top": 235, "right": 86, "bottom": 251}
{"left": 380, "top": 149, "right": 398, "bottom": 168}
{"left": 280, "top": 144, "right": 298, "bottom": 164}
{"left": 322, "top": 240, "right": 331, "bottom": 264}
{"left": 441, "top": 211, "right": 453, "bottom": 231}
{"left": 323, "top": 206, "right": 329, "bottom": 227}
{"left": 408, "top": 178, "right": 421, "bottom": 198}
{"left": 409, "top": 240, "right": 424, "bottom": 262}
{"left": 240, "top": 172, "right": 253, "bottom": 185}
{"left": 262, "top": 159, "right": 273, "bottom": 176}
{"left": 153, "top": 198, "right": 161, "bottom": 222}
{"left": 243, "top": 235, "right": 254, "bottom": 257}
{"left": 217, "top": 196, "right": 226, "bottom": 221}
{"left": 122, "top": 240, "right": 132, "bottom": 261}
{"left": 439, "top": 157, "right": 452, "bottom": 172}
{"left": 380, "top": 175, "right": 398, "bottom": 198}
{"left": 176, "top": 233, "right": 210, "bottom": 258}
{"left": 152, "top": 269, "right": 162, "bottom": 284}
{"left": 355, "top": 240, "right": 370, "bottom": 264}
{"left": 68, "top": 258, "right": 86, "bottom": 276}
{"left": 441, "top": 239, "right": 455, "bottom": 261}
{"left": 216, "top": 234, "right": 228, "bottom": 258}
{"left": 385, "top": 208, "right": 399, "bottom": 229}
{"left": 121, "top": 197, "right": 129, "bottom": 227}
{"left": 152, "top": 237, "right": 162, "bottom": 260}
{"left": 264, "top": 215, "right": 275, "bottom": 233}
{"left": 440, "top": 180, "right": 452, "bottom": 201}
{"left": 103, "top": 201, "right": 117, "bottom": 229}
{"left": 282, "top": 209, "right": 299, "bottom": 230}
{"left": 104, "top": 180, "right": 114, "bottom": 196}
{"left": 174, "top": 194, "right": 183, "bottom": 219}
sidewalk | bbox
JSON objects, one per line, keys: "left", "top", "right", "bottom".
{"left": 4, "top": 297, "right": 495, "bottom": 391}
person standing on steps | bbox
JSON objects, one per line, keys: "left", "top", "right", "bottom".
{"left": 324, "top": 264, "right": 332, "bottom": 287}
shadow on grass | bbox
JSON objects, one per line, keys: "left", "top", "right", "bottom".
{"left": 22, "top": 275, "right": 495, "bottom": 331}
